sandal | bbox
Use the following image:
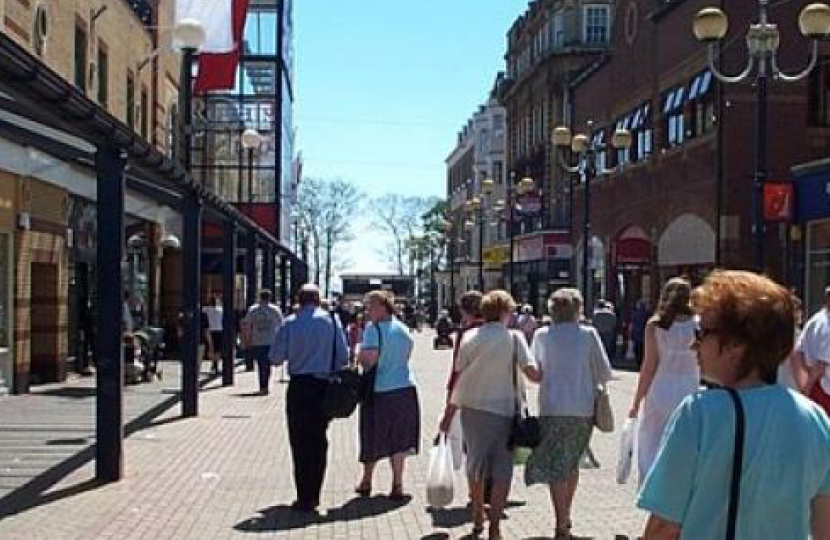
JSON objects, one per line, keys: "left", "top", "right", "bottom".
{"left": 354, "top": 482, "right": 371, "bottom": 497}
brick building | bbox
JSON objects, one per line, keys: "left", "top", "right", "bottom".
{"left": 0, "top": 0, "right": 183, "bottom": 393}
{"left": 499, "top": 0, "right": 612, "bottom": 312}
{"left": 569, "top": 0, "right": 830, "bottom": 323}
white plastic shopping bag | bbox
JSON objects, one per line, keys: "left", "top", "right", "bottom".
{"left": 447, "top": 413, "right": 465, "bottom": 471}
{"left": 426, "top": 434, "right": 455, "bottom": 508}
{"left": 616, "top": 417, "right": 637, "bottom": 484}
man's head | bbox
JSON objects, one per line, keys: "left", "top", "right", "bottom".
{"left": 297, "top": 284, "right": 321, "bottom": 307}
{"left": 259, "top": 289, "right": 272, "bottom": 303}
{"left": 459, "top": 291, "right": 483, "bottom": 323}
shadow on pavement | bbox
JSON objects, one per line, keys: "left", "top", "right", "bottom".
{"left": 235, "top": 496, "right": 411, "bottom": 532}
{"left": 32, "top": 387, "right": 96, "bottom": 399}
{"left": 0, "top": 363, "right": 243, "bottom": 519}
{"left": 426, "top": 505, "right": 469, "bottom": 528}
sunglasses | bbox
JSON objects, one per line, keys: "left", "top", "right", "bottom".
{"left": 694, "top": 323, "right": 720, "bottom": 342}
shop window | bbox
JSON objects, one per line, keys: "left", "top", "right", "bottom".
{"left": 0, "top": 234, "right": 9, "bottom": 349}
{"left": 140, "top": 87, "right": 149, "bottom": 139}
{"left": 553, "top": 12, "right": 565, "bottom": 47}
{"left": 809, "top": 57, "right": 830, "bottom": 127}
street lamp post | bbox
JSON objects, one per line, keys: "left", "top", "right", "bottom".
{"left": 173, "top": 18, "right": 206, "bottom": 419}
{"left": 241, "top": 128, "right": 262, "bottom": 206}
{"left": 693, "top": 1, "right": 830, "bottom": 271}
{"left": 504, "top": 172, "right": 535, "bottom": 298}
{"left": 553, "top": 123, "right": 632, "bottom": 306}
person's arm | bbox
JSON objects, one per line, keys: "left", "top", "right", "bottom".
{"left": 333, "top": 319, "right": 349, "bottom": 369}
{"left": 813, "top": 494, "right": 830, "bottom": 540}
{"left": 806, "top": 359, "right": 827, "bottom": 394}
{"left": 643, "top": 515, "right": 681, "bottom": 540}
{"left": 357, "top": 322, "right": 380, "bottom": 368}
{"left": 269, "top": 323, "right": 288, "bottom": 366}
{"left": 789, "top": 349, "right": 809, "bottom": 392}
{"left": 516, "top": 331, "right": 542, "bottom": 383}
{"left": 630, "top": 321, "right": 659, "bottom": 418}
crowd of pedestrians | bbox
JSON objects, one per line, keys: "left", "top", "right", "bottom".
{"left": 213, "top": 270, "right": 830, "bottom": 539}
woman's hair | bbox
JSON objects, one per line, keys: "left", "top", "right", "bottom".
{"left": 655, "top": 277, "right": 693, "bottom": 330}
{"left": 459, "top": 291, "right": 483, "bottom": 318}
{"left": 480, "top": 290, "right": 516, "bottom": 322}
{"left": 548, "top": 288, "right": 583, "bottom": 324}
{"left": 364, "top": 290, "right": 396, "bottom": 315}
{"left": 691, "top": 270, "right": 795, "bottom": 384}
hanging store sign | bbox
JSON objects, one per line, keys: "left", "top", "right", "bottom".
{"left": 763, "top": 182, "right": 794, "bottom": 222}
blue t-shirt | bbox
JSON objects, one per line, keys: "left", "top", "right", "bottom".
{"left": 361, "top": 318, "right": 415, "bottom": 393}
{"left": 638, "top": 385, "right": 830, "bottom": 539}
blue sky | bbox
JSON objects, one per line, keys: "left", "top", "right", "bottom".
{"left": 294, "top": 0, "right": 527, "bottom": 276}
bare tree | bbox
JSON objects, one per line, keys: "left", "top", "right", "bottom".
{"left": 370, "top": 195, "right": 438, "bottom": 274}
{"left": 320, "top": 179, "right": 361, "bottom": 296}
{"left": 296, "top": 177, "right": 325, "bottom": 284}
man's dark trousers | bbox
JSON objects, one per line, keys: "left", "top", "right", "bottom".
{"left": 286, "top": 375, "right": 331, "bottom": 509}
{"left": 250, "top": 345, "right": 271, "bottom": 392}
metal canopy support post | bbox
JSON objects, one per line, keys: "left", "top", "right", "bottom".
{"left": 245, "top": 234, "right": 257, "bottom": 308}
{"left": 181, "top": 192, "right": 202, "bottom": 417}
{"left": 95, "top": 145, "right": 126, "bottom": 482}
{"left": 222, "top": 221, "right": 237, "bottom": 386}
{"left": 280, "top": 255, "right": 289, "bottom": 311}
{"left": 263, "top": 244, "right": 275, "bottom": 293}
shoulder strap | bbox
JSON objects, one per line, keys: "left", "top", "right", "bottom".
{"left": 375, "top": 322, "right": 383, "bottom": 364}
{"left": 724, "top": 388, "right": 745, "bottom": 540}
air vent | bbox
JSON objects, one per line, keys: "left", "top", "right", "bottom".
{"left": 33, "top": 4, "right": 49, "bottom": 56}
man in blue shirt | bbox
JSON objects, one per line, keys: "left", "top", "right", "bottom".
{"left": 270, "top": 284, "right": 349, "bottom": 513}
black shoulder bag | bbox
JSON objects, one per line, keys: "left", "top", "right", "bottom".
{"left": 507, "top": 333, "right": 541, "bottom": 449}
{"left": 358, "top": 324, "right": 381, "bottom": 403}
{"left": 321, "top": 313, "right": 361, "bottom": 419}
{"left": 724, "top": 387, "right": 745, "bottom": 540}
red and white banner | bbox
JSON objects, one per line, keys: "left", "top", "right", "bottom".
{"left": 175, "top": 0, "right": 251, "bottom": 92}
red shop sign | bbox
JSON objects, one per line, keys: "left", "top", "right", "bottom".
{"left": 763, "top": 182, "right": 794, "bottom": 222}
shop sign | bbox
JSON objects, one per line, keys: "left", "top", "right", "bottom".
{"left": 516, "top": 232, "right": 572, "bottom": 263}
{"left": 483, "top": 245, "right": 508, "bottom": 266}
{"left": 516, "top": 194, "right": 542, "bottom": 214}
{"left": 763, "top": 182, "right": 794, "bottom": 222}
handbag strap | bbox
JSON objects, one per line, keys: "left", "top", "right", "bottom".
{"left": 511, "top": 333, "right": 526, "bottom": 417}
{"left": 724, "top": 387, "right": 745, "bottom": 540}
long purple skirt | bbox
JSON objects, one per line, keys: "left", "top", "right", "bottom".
{"left": 359, "top": 386, "right": 420, "bottom": 463}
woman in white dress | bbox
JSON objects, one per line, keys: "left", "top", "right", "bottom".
{"left": 628, "top": 277, "right": 700, "bottom": 484}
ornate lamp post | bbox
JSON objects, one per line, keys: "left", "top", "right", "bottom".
{"left": 553, "top": 122, "right": 632, "bottom": 305}
{"left": 693, "top": 1, "right": 830, "bottom": 270}
{"left": 500, "top": 172, "right": 535, "bottom": 297}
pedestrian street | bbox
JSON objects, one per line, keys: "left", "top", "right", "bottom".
{"left": 0, "top": 330, "right": 647, "bottom": 540}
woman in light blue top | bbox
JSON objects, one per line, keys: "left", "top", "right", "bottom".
{"left": 639, "top": 271, "right": 830, "bottom": 540}
{"left": 355, "top": 290, "right": 418, "bottom": 500}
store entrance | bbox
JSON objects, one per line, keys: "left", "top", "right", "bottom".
{"left": 30, "top": 262, "right": 63, "bottom": 383}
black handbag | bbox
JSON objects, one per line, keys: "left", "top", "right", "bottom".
{"left": 321, "top": 314, "right": 360, "bottom": 419}
{"left": 358, "top": 324, "right": 381, "bottom": 403}
{"left": 508, "top": 334, "right": 541, "bottom": 449}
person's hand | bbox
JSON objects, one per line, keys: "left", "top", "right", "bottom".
{"left": 628, "top": 405, "right": 639, "bottom": 419}
{"left": 438, "top": 411, "right": 453, "bottom": 433}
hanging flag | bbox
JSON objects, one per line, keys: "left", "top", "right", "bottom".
{"left": 175, "top": 0, "right": 251, "bottom": 93}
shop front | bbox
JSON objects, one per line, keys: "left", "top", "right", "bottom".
{"left": 611, "top": 226, "right": 653, "bottom": 328}
{"left": 793, "top": 160, "right": 830, "bottom": 315}
{"left": 0, "top": 172, "right": 14, "bottom": 393}
{"left": 511, "top": 231, "right": 571, "bottom": 314}
{"left": 483, "top": 244, "right": 509, "bottom": 291}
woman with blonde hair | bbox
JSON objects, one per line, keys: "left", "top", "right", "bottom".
{"left": 524, "top": 288, "right": 612, "bottom": 539}
{"left": 629, "top": 277, "right": 699, "bottom": 483}
{"left": 439, "top": 290, "right": 540, "bottom": 540}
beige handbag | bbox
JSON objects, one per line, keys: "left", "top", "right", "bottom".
{"left": 588, "top": 327, "right": 615, "bottom": 433}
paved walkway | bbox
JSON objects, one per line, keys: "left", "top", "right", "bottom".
{"left": 0, "top": 331, "right": 647, "bottom": 539}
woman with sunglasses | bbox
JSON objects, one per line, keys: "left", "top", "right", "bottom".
{"left": 628, "top": 277, "right": 700, "bottom": 484}
{"left": 638, "top": 270, "right": 830, "bottom": 539}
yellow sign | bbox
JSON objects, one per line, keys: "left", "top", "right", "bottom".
{"left": 483, "top": 245, "right": 509, "bottom": 266}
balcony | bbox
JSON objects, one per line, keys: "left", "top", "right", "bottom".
{"left": 122, "top": 0, "right": 153, "bottom": 27}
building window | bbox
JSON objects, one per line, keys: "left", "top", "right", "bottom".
{"left": 584, "top": 5, "right": 610, "bottom": 45}
{"left": 167, "top": 104, "right": 178, "bottom": 158}
{"left": 688, "top": 70, "right": 714, "bottom": 138}
{"left": 0, "top": 234, "right": 8, "bottom": 349}
{"left": 663, "top": 86, "right": 686, "bottom": 147}
{"left": 592, "top": 130, "right": 607, "bottom": 170}
{"left": 126, "top": 71, "right": 135, "bottom": 129}
{"left": 74, "top": 24, "right": 88, "bottom": 93}
{"left": 809, "top": 58, "right": 830, "bottom": 127}
{"left": 140, "top": 87, "right": 149, "bottom": 139}
{"left": 553, "top": 12, "right": 565, "bottom": 47}
{"left": 627, "top": 102, "right": 652, "bottom": 162}
{"left": 97, "top": 44, "right": 108, "bottom": 107}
